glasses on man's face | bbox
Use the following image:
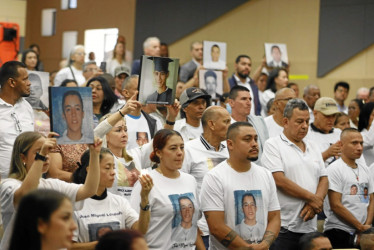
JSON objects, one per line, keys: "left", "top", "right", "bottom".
{"left": 11, "top": 112, "right": 22, "bottom": 133}
{"left": 277, "top": 97, "right": 293, "bottom": 102}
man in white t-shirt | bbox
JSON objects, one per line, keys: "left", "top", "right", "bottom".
{"left": 181, "top": 106, "right": 231, "bottom": 248}
{"left": 302, "top": 85, "right": 321, "bottom": 124}
{"left": 174, "top": 87, "right": 211, "bottom": 142}
{"left": 121, "top": 75, "right": 162, "bottom": 149}
{"left": 261, "top": 99, "right": 328, "bottom": 250}
{"left": 264, "top": 87, "right": 296, "bottom": 138}
{"left": 306, "top": 97, "right": 341, "bottom": 167}
{"left": 201, "top": 122, "right": 280, "bottom": 250}
{"left": 324, "top": 128, "right": 374, "bottom": 248}
{"left": 229, "top": 85, "right": 269, "bottom": 165}
{"left": 0, "top": 61, "right": 34, "bottom": 179}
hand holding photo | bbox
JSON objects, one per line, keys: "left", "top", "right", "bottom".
{"left": 203, "top": 41, "right": 226, "bottom": 70}
{"left": 264, "top": 43, "right": 288, "bottom": 68}
{"left": 49, "top": 87, "right": 94, "bottom": 145}
{"left": 138, "top": 56, "right": 179, "bottom": 105}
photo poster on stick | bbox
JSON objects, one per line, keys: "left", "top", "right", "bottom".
{"left": 203, "top": 41, "right": 226, "bottom": 70}
{"left": 264, "top": 43, "right": 288, "bottom": 68}
{"left": 49, "top": 87, "right": 94, "bottom": 145}
{"left": 25, "top": 71, "right": 49, "bottom": 110}
{"left": 138, "top": 55, "right": 179, "bottom": 105}
{"left": 199, "top": 69, "right": 223, "bottom": 101}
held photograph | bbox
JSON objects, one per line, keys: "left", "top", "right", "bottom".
{"left": 49, "top": 87, "right": 94, "bottom": 145}
{"left": 264, "top": 43, "right": 288, "bottom": 68}
{"left": 203, "top": 41, "right": 226, "bottom": 70}
{"left": 198, "top": 69, "right": 223, "bottom": 101}
{"left": 25, "top": 71, "right": 49, "bottom": 110}
{"left": 138, "top": 55, "right": 179, "bottom": 105}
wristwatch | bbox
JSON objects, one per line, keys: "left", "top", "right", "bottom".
{"left": 140, "top": 203, "right": 150, "bottom": 211}
{"left": 35, "top": 152, "right": 47, "bottom": 162}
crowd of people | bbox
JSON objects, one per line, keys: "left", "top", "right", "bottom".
{"left": 0, "top": 35, "right": 374, "bottom": 250}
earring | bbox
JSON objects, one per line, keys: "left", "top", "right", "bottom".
{"left": 23, "top": 162, "right": 26, "bottom": 167}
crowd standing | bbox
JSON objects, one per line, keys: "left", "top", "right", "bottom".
{"left": 0, "top": 35, "right": 374, "bottom": 250}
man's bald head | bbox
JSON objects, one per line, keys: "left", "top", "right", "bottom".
{"left": 201, "top": 106, "right": 228, "bottom": 128}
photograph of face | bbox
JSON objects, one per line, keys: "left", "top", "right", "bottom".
{"left": 25, "top": 71, "right": 49, "bottom": 110}
{"left": 136, "top": 131, "right": 149, "bottom": 146}
{"left": 199, "top": 69, "right": 223, "bottom": 100}
{"left": 203, "top": 41, "right": 226, "bottom": 70}
{"left": 49, "top": 87, "right": 94, "bottom": 145}
{"left": 138, "top": 55, "right": 179, "bottom": 105}
{"left": 264, "top": 43, "right": 288, "bottom": 68}
{"left": 169, "top": 193, "right": 198, "bottom": 248}
{"left": 88, "top": 222, "right": 120, "bottom": 241}
{"left": 234, "top": 190, "right": 265, "bottom": 244}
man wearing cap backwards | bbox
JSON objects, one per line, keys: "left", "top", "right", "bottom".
{"left": 305, "top": 97, "right": 342, "bottom": 167}
{"left": 146, "top": 57, "right": 174, "bottom": 104}
{"left": 261, "top": 99, "right": 328, "bottom": 250}
{"left": 114, "top": 65, "right": 130, "bottom": 100}
{"left": 323, "top": 128, "right": 374, "bottom": 249}
{"left": 174, "top": 87, "right": 211, "bottom": 142}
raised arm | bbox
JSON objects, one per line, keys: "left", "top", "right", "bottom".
{"left": 75, "top": 138, "right": 102, "bottom": 201}
{"left": 164, "top": 99, "right": 181, "bottom": 130}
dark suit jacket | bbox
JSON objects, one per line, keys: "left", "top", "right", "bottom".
{"left": 146, "top": 88, "right": 173, "bottom": 105}
{"left": 131, "top": 59, "right": 141, "bottom": 75}
{"left": 179, "top": 60, "right": 197, "bottom": 83}
{"left": 228, "top": 74, "right": 261, "bottom": 116}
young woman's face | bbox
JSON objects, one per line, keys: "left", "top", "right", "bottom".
{"left": 25, "top": 51, "right": 38, "bottom": 70}
{"left": 274, "top": 70, "right": 289, "bottom": 90}
{"left": 22, "top": 137, "right": 50, "bottom": 174}
{"left": 106, "top": 120, "right": 128, "bottom": 150}
{"left": 99, "top": 153, "right": 115, "bottom": 188}
{"left": 39, "top": 199, "right": 77, "bottom": 249}
{"left": 89, "top": 81, "right": 104, "bottom": 106}
{"left": 335, "top": 115, "right": 350, "bottom": 131}
{"left": 348, "top": 101, "right": 360, "bottom": 120}
{"left": 115, "top": 43, "right": 124, "bottom": 56}
{"left": 157, "top": 135, "right": 184, "bottom": 171}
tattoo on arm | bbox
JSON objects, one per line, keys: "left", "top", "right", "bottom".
{"left": 262, "top": 230, "right": 276, "bottom": 247}
{"left": 220, "top": 230, "right": 238, "bottom": 247}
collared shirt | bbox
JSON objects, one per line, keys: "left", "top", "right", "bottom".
{"left": 0, "top": 97, "right": 34, "bottom": 179}
{"left": 261, "top": 133, "right": 327, "bottom": 233}
{"left": 337, "top": 104, "right": 348, "bottom": 114}
{"left": 233, "top": 74, "right": 256, "bottom": 115}
{"left": 200, "top": 135, "right": 226, "bottom": 152}
{"left": 174, "top": 118, "right": 203, "bottom": 142}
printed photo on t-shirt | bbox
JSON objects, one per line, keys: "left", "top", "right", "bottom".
{"left": 88, "top": 221, "right": 120, "bottom": 241}
{"left": 169, "top": 193, "right": 198, "bottom": 249}
{"left": 206, "top": 157, "right": 227, "bottom": 171}
{"left": 234, "top": 190, "right": 265, "bottom": 244}
{"left": 346, "top": 182, "right": 369, "bottom": 204}
{"left": 136, "top": 131, "right": 149, "bottom": 146}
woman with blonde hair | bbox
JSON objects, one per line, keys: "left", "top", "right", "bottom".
{"left": 106, "top": 41, "right": 131, "bottom": 77}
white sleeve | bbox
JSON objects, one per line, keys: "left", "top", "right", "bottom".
{"left": 200, "top": 172, "right": 224, "bottom": 212}
{"left": 54, "top": 68, "right": 68, "bottom": 86}
{"left": 130, "top": 181, "right": 142, "bottom": 213}
{"left": 327, "top": 166, "right": 343, "bottom": 193}
{"left": 261, "top": 140, "right": 284, "bottom": 173}
{"left": 121, "top": 198, "right": 139, "bottom": 229}
{"left": 362, "top": 125, "right": 374, "bottom": 147}
{"left": 266, "top": 171, "right": 280, "bottom": 212}
{"left": 155, "top": 119, "right": 163, "bottom": 132}
{"left": 94, "top": 119, "right": 113, "bottom": 138}
{"left": 180, "top": 146, "right": 192, "bottom": 174}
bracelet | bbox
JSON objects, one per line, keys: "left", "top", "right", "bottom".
{"left": 166, "top": 120, "right": 175, "bottom": 125}
{"left": 35, "top": 152, "right": 47, "bottom": 162}
{"left": 140, "top": 203, "right": 150, "bottom": 211}
{"left": 118, "top": 110, "right": 125, "bottom": 117}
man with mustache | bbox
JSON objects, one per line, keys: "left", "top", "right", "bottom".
{"left": 306, "top": 97, "right": 341, "bottom": 167}
{"left": 201, "top": 122, "right": 280, "bottom": 250}
{"left": 261, "top": 99, "right": 328, "bottom": 250}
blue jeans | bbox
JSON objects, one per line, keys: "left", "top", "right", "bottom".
{"left": 201, "top": 235, "right": 209, "bottom": 250}
{"left": 270, "top": 227, "right": 304, "bottom": 250}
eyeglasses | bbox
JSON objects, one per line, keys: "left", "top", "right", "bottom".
{"left": 277, "top": 97, "right": 293, "bottom": 102}
{"left": 11, "top": 112, "right": 22, "bottom": 133}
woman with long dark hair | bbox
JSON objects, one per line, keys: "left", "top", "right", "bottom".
{"left": 358, "top": 102, "right": 374, "bottom": 165}
{"left": 21, "top": 49, "right": 40, "bottom": 71}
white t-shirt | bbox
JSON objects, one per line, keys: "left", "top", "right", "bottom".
{"left": 125, "top": 114, "right": 152, "bottom": 150}
{"left": 324, "top": 158, "right": 373, "bottom": 234}
{"left": 130, "top": 170, "right": 199, "bottom": 250}
{"left": 54, "top": 66, "right": 86, "bottom": 86}
{"left": 264, "top": 115, "right": 283, "bottom": 138}
{"left": 361, "top": 128, "right": 374, "bottom": 166}
{"left": 0, "top": 178, "right": 82, "bottom": 250}
{"left": 73, "top": 190, "right": 138, "bottom": 242}
{"left": 306, "top": 125, "right": 341, "bottom": 167}
{"left": 261, "top": 133, "right": 327, "bottom": 233}
{"left": 108, "top": 156, "right": 141, "bottom": 200}
{"left": 260, "top": 89, "right": 275, "bottom": 117}
{"left": 200, "top": 161, "right": 280, "bottom": 250}
{"left": 0, "top": 98, "right": 34, "bottom": 179}
{"left": 174, "top": 118, "right": 203, "bottom": 142}
{"left": 106, "top": 58, "right": 131, "bottom": 77}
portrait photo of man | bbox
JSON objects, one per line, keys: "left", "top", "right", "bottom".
{"left": 171, "top": 196, "right": 197, "bottom": 246}
{"left": 203, "top": 41, "right": 226, "bottom": 70}
{"left": 139, "top": 56, "right": 179, "bottom": 105}
{"left": 25, "top": 72, "right": 48, "bottom": 110}
{"left": 265, "top": 43, "right": 289, "bottom": 68}
{"left": 235, "top": 192, "right": 264, "bottom": 244}
{"left": 199, "top": 69, "right": 223, "bottom": 101}
{"left": 50, "top": 87, "right": 94, "bottom": 145}
{"left": 136, "top": 131, "right": 149, "bottom": 146}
